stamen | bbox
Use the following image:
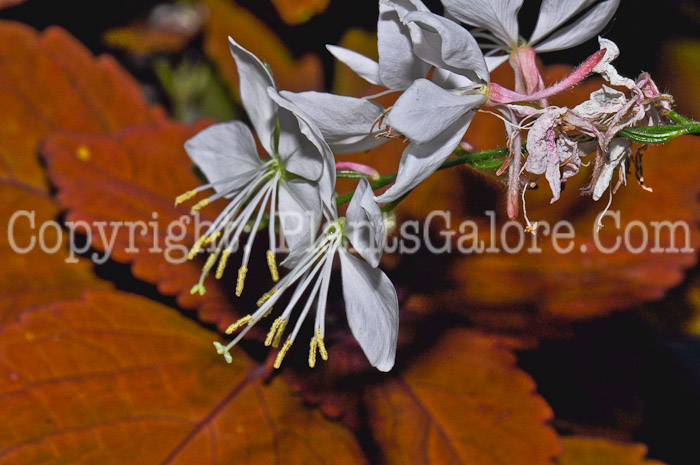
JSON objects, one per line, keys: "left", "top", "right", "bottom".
{"left": 213, "top": 341, "right": 233, "bottom": 363}
{"left": 225, "top": 314, "right": 252, "bottom": 334}
{"left": 215, "top": 249, "right": 231, "bottom": 279}
{"left": 191, "top": 198, "right": 210, "bottom": 212}
{"left": 190, "top": 283, "right": 206, "bottom": 295}
{"left": 204, "top": 253, "right": 217, "bottom": 271}
{"left": 266, "top": 249, "right": 279, "bottom": 282}
{"left": 175, "top": 190, "right": 197, "bottom": 205}
{"left": 316, "top": 329, "right": 328, "bottom": 361}
{"left": 272, "top": 319, "right": 287, "bottom": 348}
{"left": 204, "top": 231, "right": 221, "bottom": 244}
{"left": 273, "top": 336, "right": 292, "bottom": 369}
{"left": 309, "top": 335, "right": 318, "bottom": 368}
{"left": 188, "top": 235, "right": 208, "bottom": 260}
{"left": 236, "top": 266, "right": 247, "bottom": 297}
{"left": 265, "top": 317, "right": 285, "bottom": 346}
{"left": 257, "top": 288, "right": 277, "bottom": 307}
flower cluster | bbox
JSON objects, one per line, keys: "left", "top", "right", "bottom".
{"left": 179, "top": 0, "right": 677, "bottom": 371}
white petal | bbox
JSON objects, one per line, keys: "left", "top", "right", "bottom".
{"left": 278, "top": 90, "right": 386, "bottom": 153}
{"left": 533, "top": 0, "right": 620, "bottom": 53}
{"left": 386, "top": 78, "right": 484, "bottom": 144}
{"left": 267, "top": 89, "right": 337, "bottom": 214}
{"left": 592, "top": 138, "right": 629, "bottom": 200}
{"left": 484, "top": 54, "right": 510, "bottom": 72}
{"left": 228, "top": 37, "right": 278, "bottom": 155}
{"left": 326, "top": 45, "right": 381, "bottom": 86}
{"left": 404, "top": 11, "right": 489, "bottom": 84}
{"left": 529, "top": 0, "right": 596, "bottom": 45}
{"left": 376, "top": 111, "right": 474, "bottom": 203}
{"left": 346, "top": 178, "right": 385, "bottom": 267}
{"left": 441, "top": 0, "right": 523, "bottom": 48}
{"left": 377, "top": 0, "right": 431, "bottom": 89}
{"left": 432, "top": 68, "right": 477, "bottom": 90}
{"left": 274, "top": 106, "right": 325, "bottom": 183}
{"left": 339, "top": 248, "right": 398, "bottom": 372}
{"left": 278, "top": 178, "right": 322, "bottom": 258}
{"left": 184, "top": 121, "right": 262, "bottom": 193}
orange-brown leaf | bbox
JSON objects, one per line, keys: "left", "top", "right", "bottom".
{"left": 271, "top": 0, "right": 330, "bottom": 25}
{"left": 0, "top": 290, "right": 367, "bottom": 464}
{"left": 103, "top": 25, "right": 193, "bottom": 56}
{"left": 0, "top": 21, "right": 165, "bottom": 191}
{"left": 365, "top": 329, "right": 560, "bottom": 465}
{"left": 0, "top": 181, "right": 110, "bottom": 324}
{"left": 42, "top": 122, "right": 241, "bottom": 330}
{"left": 202, "top": 0, "right": 323, "bottom": 95}
{"left": 658, "top": 40, "right": 700, "bottom": 121}
{"left": 557, "top": 437, "right": 665, "bottom": 465}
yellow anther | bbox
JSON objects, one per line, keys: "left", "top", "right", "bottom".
{"left": 272, "top": 319, "right": 287, "bottom": 348}
{"left": 216, "top": 249, "right": 231, "bottom": 279}
{"left": 309, "top": 335, "right": 318, "bottom": 368}
{"left": 256, "top": 288, "right": 277, "bottom": 307}
{"left": 273, "top": 337, "right": 293, "bottom": 369}
{"left": 225, "top": 314, "right": 252, "bottom": 334}
{"left": 265, "top": 317, "right": 284, "bottom": 347}
{"left": 175, "top": 190, "right": 197, "bottom": 205}
{"left": 266, "top": 249, "right": 279, "bottom": 282}
{"left": 524, "top": 222, "right": 538, "bottom": 235}
{"left": 203, "top": 253, "right": 217, "bottom": 271}
{"left": 316, "top": 329, "right": 328, "bottom": 361}
{"left": 204, "top": 231, "right": 221, "bottom": 244}
{"left": 191, "top": 198, "right": 210, "bottom": 212}
{"left": 261, "top": 306, "right": 274, "bottom": 319}
{"left": 188, "top": 236, "right": 207, "bottom": 260}
{"left": 236, "top": 266, "right": 248, "bottom": 296}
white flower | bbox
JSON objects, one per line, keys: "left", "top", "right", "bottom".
{"left": 375, "top": 9, "right": 490, "bottom": 202}
{"left": 442, "top": 0, "right": 620, "bottom": 70}
{"left": 215, "top": 178, "right": 399, "bottom": 372}
{"left": 179, "top": 38, "right": 334, "bottom": 295}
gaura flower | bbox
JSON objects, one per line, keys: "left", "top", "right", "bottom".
{"left": 523, "top": 107, "right": 599, "bottom": 203}
{"left": 327, "top": 0, "right": 432, "bottom": 92}
{"left": 375, "top": 9, "right": 490, "bottom": 202}
{"left": 215, "top": 177, "right": 399, "bottom": 372}
{"left": 178, "top": 38, "right": 334, "bottom": 296}
{"left": 442, "top": 0, "right": 620, "bottom": 71}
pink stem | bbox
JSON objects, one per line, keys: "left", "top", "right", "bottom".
{"left": 488, "top": 49, "right": 606, "bottom": 105}
{"left": 335, "top": 161, "right": 380, "bottom": 179}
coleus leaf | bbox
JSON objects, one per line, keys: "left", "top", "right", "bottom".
{"left": 0, "top": 181, "right": 111, "bottom": 324}
{"left": 365, "top": 329, "right": 560, "bottom": 465}
{"left": 659, "top": 40, "right": 700, "bottom": 121}
{"left": 557, "top": 437, "right": 665, "bottom": 465}
{"left": 0, "top": 20, "right": 172, "bottom": 323}
{"left": 0, "top": 290, "right": 367, "bottom": 464}
{"left": 0, "top": 21, "right": 165, "bottom": 191}
{"left": 42, "top": 122, "right": 247, "bottom": 331}
{"left": 271, "top": 0, "right": 330, "bottom": 25}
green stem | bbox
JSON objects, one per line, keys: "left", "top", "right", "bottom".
{"left": 335, "top": 146, "right": 508, "bottom": 207}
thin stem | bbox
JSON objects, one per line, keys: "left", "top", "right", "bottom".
{"left": 335, "top": 147, "right": 508, "bottom": 207}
